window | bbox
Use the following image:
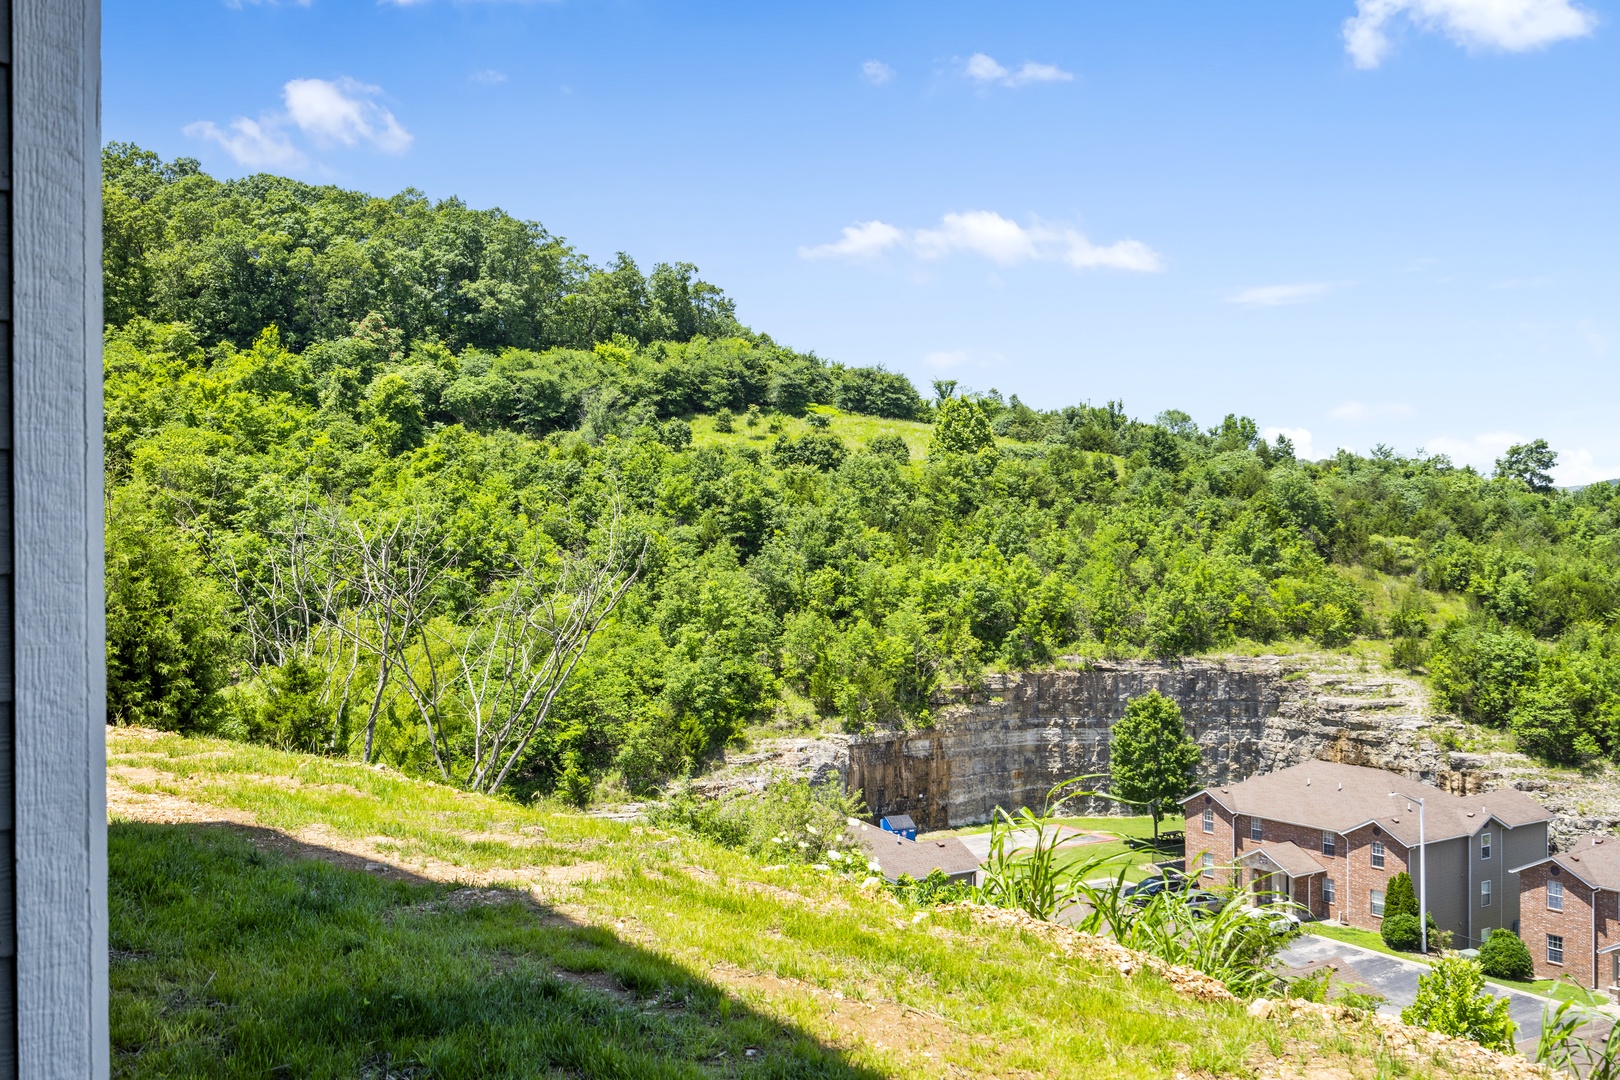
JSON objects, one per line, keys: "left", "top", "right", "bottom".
{"left": 1323, "top": 877, "right": 1335, "bottom": 905}
{"left": 1321, "top": 831, "right": 1336, "bottom": 857}
{"left": 1481, "top": 832, "right": 1492, "bottom": 861}
{"left": 1201, "top": 852, "right": 1214, "bottom": 878}
{"left": 1202, "top": 807, "right": 1214, "bottom": 834}
{"left": 1250, "top": 817, "right": 1263, "bottom": 841}
{"left": 1548, "top": 880, "right": 1564, "bottom": 911}
{"left": 1371, "top": 890, "right": 1386, "bottom": 917}
{"left": 1370, "top": 840, "right": 1385, "bottom": 869}
{"left": 1548, "top": 934, "right": 1564, "bottom": 965}
{"left": 1481, "top": 879, "right": 1492, "bottom": 907}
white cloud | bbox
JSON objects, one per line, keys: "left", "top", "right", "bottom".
{"left": 922, "top": 350, "right": 969, "bottom": 369}
{"left": 1554, "top": 449, "right": 1620, "bottom": 487}
{"left": 1330, "top": 400, "right": 1413, "bottom": 421}
{"left": 798, "top": 220, "right": 906, "bottom": 260}
{"left": 183, "top": 117, "right": 307, "bottom": 169}
{"left": 470, "top": 69, "right": 508, "bottom": 85}
{"left": 1344, "top": 0, "right": 1596, "bottom": 69}
{"left": 1228, "top": 282, "right": 1333, "bottom": 307}
{"left": 914, "top": 211, "right": 1038, "bottom": 264}
{"left": 861, "top": 60, "right": 895, "bottom": 85}
{"left": 963, "top": 52, "right": 1074, "bottom": 88}
{"left": 1424, "top": 431, "right": 1524, "bottom": 471}
{"left": 283, "top": 78, "right": 412, "bottom": 153}
{"left": 1263, "top": 426, "right": 1317, "bottom": 461}
{"left": 802, "top": 211, "right": 1161, "bottom": 272}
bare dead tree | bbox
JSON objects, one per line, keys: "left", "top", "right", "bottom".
{"left": 450, "top": 505, "right": 644, "bottom": 794}
{"left": 345, "top": 509, "right": 459, "bottom": 771}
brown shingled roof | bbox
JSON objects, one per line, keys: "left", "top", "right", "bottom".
{"left": 847, "top": 820, "right": 981, "bottom": 883}
{"left": 1512, "top": 834, "right": 1620, "bottom": 891}
{"left": 1239, "top": 841, "right": 1328, "bottom": 878}
{"left": 1181, "top": 760, "right": 1550, "bottom": 846}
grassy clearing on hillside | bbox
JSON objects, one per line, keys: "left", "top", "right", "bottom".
{"left": 109, "top": 729, "right": 1505, "bottom": 1079}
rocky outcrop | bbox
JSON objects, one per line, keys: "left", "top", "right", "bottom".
{"left": 845, "top": 657, "right": 1452, "bottom": 829}
{"left": 699, "top": 654, "right": 1618, "bottom": 843}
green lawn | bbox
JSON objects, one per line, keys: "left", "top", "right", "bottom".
{"left": 106, "top": 730, "right": 1507, "bottom": 1078}
{"left": 925, "top": 815, "right": 1177, "bottom": 883}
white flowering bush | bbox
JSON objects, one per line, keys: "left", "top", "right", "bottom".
{"left": 652, "top": 777, "right": 862, "bottom": 865}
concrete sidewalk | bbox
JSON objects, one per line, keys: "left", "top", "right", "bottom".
{"left": 1281, "top": 932, "right": 1560, "bottom": 1041}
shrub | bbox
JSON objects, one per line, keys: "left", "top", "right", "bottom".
{"left": 771, "top": 432, "right": 847, "bottom": 471}
{"left": 1478, "top": 928, "right": 1534, "bottom": 981}
{"left": 892, "top": 869, "right": 972, "bottom": 906}
{"left": 713, "top": 407, "right": 735, "bottom": 433}
{"left": 658, "top": 418, "right": 693, "bottom": 450}
{"left": 1401, "top": 957, "right": 1516, "bottom": 1051}
{"left": 867, "top": 433, "right": 910, "bottom": 464}
{"left": 1381, "top": 913, "right": 1422, "bottom": 952}
{"left": 804, "top": 410, "right": 831, "bottom": 429}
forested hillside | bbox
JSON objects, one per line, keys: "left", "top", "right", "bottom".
{"left": 104, "top": 145, "right": 1620, "bottom": 804}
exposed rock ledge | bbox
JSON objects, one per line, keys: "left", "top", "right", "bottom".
{"left": 698, "top": 655, "right": 1620, "bottom": 847}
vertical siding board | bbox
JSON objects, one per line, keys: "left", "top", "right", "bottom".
{"left": 11, "top": 0, "right": 104, "bottom": 1075}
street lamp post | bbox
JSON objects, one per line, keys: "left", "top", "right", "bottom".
{"left": 1390, "top": 792, "right": 1428, "bottom": 953}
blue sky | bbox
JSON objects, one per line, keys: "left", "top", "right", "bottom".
{"left": 107, "top": 1, "right": 1619, "bottom": 481}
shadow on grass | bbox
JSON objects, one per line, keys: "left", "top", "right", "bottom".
{"left": 109, "top": 821, "right": 886, "bottom": 1079}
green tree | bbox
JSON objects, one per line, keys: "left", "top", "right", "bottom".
{"left": 105, "top": 487, "right": 233, "bottom": 731}
{"left": 929, "top": 396, "right": 995, "bottom": 456}
{"left": 1494, "top": 439, "right": 1557, "bottom": 494}
{"left": 1401, "top": 957, "right": 1515, "bottom": 1051}
{"left": 1511, "top": 687, "right": 1600, "bottom": 765}
{"left": 1384, "top": 871, "right": 1417, "bottom": 918}
{"left": 1477, "top": 928, "right": 1534, "bottom": 981}
{"left": 1108, "top": 690, "right": 1202, "bottom": 842}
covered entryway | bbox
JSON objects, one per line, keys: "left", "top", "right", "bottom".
{"left": 1239, "top": 843, "right": 1328, "bottom": 919}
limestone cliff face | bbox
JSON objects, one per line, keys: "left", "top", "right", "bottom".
{"left": 844, "top": 657, "right": 1459, "bottom": 829}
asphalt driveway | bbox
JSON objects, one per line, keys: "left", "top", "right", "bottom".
{"left": 1280, "top": 933, "right": 1558, "bottom": 1041}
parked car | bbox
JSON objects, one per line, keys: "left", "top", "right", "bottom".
{"left": 1123, "top": 873, "right": 1191, "bottom": 907}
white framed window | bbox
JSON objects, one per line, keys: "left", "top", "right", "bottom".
{"left": 1481, "top": 879, "right": 1492, "bottom": 907}
{"left": 1321, "top": 831, "right": 1335, "bottom": 857}
{"left": 1371, "top": 889, "right": 1386, "bottom": 917}
{"left": 1323, "top": 877, "right": 1335, "bottom": 905}
{"left": 1548, "top": 879, "right": 1564, "bottom": 911}
{"left": 1548, "top": 934, "right": 1564, "bottom": 965}
{"left": 1250, "top": 817, "right": 1263, "bottom": 841}
{"left": 1201, "top": 852, "right": 1214, "bottom": 877}
{"left": 1481, "top": 832, "right": 1492, "bottom": 861}
{"left": 1370, "top": 840, "right": 1385, "bottom": 869}
{"left": 1202, "top": 807, "right": 1214, "bottom": 834}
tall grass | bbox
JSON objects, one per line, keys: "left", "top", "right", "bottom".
{"left": 973, "top": 778, "right": 1298, "bottom": 998}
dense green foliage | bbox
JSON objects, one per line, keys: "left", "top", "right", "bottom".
{"left": 1108, "top": 691, "right": 1201, "bottom": 839}
{"left": 103, "top": 147, "right": 1620, "bottom": 801}
{"left": 1380, "top": 913, "right": 1422, "bottom": 952}
{"left": 1400, "top": 957, "right": 1516, "bottom": 1051}
{"left": 1477, "top": 928, "right": 1534, "bottom": 981}
{"left": 1384, "top": 871, "right": 1418, "bottom": 920}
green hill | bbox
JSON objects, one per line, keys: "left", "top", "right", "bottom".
{"left": 103, "top": 145, "right": 1620, "bottom": 808}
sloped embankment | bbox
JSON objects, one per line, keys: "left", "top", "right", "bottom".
{"left": 106, "top": 727, "right": 1546, "bottom": 1079}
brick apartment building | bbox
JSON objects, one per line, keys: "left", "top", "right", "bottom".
{"left": 1514, "top": 836, "right": 1620, "bottom": 991}
{"left": 1182, "top": 761, "right": 1550, "bottom": 947}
